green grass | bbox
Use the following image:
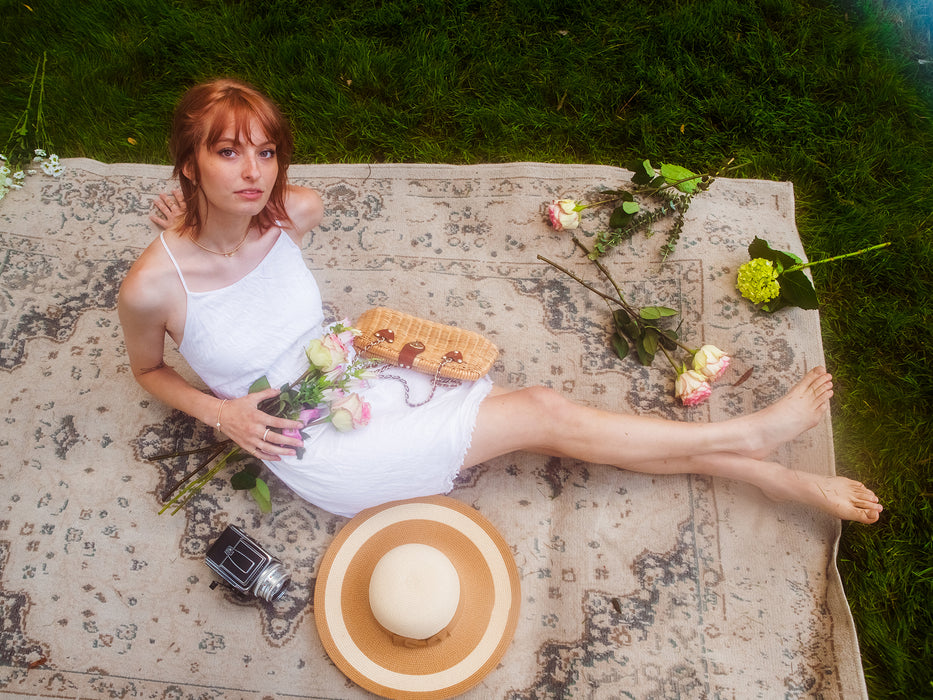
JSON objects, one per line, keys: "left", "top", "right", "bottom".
{"left": 2, "top": 0, "right": 931, "bottom": 695}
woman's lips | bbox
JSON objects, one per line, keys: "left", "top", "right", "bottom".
{"left": 235, "top": 189, "right": 264, "bottom": 201}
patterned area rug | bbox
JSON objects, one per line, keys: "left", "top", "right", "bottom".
{"left": 0, "top": 159, "right": 867, "bottom": 699}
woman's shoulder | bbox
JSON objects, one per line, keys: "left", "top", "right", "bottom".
{"left": 282, "top": 185, "right": 324, "bottom": 240}
{"left": 119, "top": 233, "right": 183, "bottom": 314}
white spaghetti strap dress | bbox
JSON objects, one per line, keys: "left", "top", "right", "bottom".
{"left": 160, "top": 230, "right": 494, "bottom": 517}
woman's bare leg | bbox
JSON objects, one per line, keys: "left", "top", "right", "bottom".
{"left": 462, "top": 367, "right": 882, "bottom": 523}
{"left": 465, "top": 366, "right": 835, "bottom": 467}
{"left": 628, "top": 452, "right": 882, "bottom": 523}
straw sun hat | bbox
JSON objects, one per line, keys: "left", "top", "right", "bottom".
{"left": 314, "top": 496, "right": 521, "bottom": 699}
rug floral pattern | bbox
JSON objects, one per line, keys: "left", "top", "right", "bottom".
{"left": 0, "top": 160, "right": 865, "bottom": 698}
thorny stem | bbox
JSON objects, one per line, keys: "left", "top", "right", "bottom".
{"left": 571, "top": 236, "right": 634, "bottom": 314}
{"left": 159, "top": 442, "right": 232, "bottom": 504}
{"left": 149, "top": 439, "right": 233, "bottom": 462}
{"left": 536, "top": 255, "right": 629, "bottom": 310}
{"left": 563, "top": 238, "right": 699, "bottom": 356}
{"left": 659, "top": 343, "right": 681, "bottom": 372}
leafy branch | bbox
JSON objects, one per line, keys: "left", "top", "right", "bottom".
{"left": 587, "top": 158, "right": 741, "bottom": 261}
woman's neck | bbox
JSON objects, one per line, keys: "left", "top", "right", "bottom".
{"left": 195, "top": 210, "right": 255, "bottom": 246}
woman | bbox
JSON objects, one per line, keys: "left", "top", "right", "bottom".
{"left": 119, "top": 79, "right": 882, "bottom": 522}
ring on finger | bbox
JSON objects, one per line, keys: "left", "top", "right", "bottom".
{"left": 262, "top": 427, "right": 271, "bottom": 442}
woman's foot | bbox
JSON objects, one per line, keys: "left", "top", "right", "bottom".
{"left": 738, "top": 366, "right": 835, "bottom": 459}
{"left": 760, "top": 467, "right": 883, "bottom": 523}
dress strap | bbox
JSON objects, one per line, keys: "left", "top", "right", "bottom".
{"left": 159, "top": 232, "right": 191, "bottom": 294}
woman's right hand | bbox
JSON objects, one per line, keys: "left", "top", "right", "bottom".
{"left": 149, "top": 188, "right": 186, "bottom": 230}
{"left": 217, "top": 388, "right": 306, "bottom": 461}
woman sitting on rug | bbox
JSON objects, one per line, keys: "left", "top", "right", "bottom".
{"left": 118, "top": 78, "right": 882, "bottom": 523}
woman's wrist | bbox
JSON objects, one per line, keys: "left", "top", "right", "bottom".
{"left": 214, "top": 398, "right": 229, "bottom": 431}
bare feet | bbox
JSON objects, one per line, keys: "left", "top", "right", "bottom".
{"left": 759, "top": 466, "right": 883, "bottom": 523}
{"left": 738, "top": 366, "right": 835, "bottom": 459}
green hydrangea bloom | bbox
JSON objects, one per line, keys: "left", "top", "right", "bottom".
{"left": 736, "top": 258, "right": 780, "bottom": 304}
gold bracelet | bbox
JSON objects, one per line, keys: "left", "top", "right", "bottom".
{"left": 215, "top": 399, "right": 228, "bottom": 429}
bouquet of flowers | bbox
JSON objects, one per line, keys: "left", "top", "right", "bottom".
{"left": 154, "top": 321, "right": 375, "bottom": 515}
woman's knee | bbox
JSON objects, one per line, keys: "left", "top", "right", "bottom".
{"left": 515, "top": 385, "right": 577, "bottom": 423}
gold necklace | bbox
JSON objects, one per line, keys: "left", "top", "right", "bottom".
{"left": 190, "top": 222, "right": 252, "bottom": 258}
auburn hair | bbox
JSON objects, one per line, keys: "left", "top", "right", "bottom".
{"left": 169, "top": 79, "right": 294, "bottom": 236}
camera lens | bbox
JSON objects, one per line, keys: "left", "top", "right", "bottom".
{"left": 253, "top": 561, "right": 291, "bottom": 602}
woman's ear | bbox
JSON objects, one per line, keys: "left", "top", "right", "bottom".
{"left": 181, "top": 160, "right": 197, "bottom": 186}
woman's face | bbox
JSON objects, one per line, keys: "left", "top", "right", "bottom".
{"left": 190, "top": 116, "right": 279, "bottom": 221}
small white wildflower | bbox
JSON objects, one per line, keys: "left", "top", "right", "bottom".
{"left": 42, "top": 160, "right": 65, "bottom": 177}
{"left": 34, "top": 148, "right": 47, "bottom": 158}
{"left": 48, "top": 153, "right": 60, "bottom": 164}
{"left": 13, "top": 171, "right": 25, "bottom": 180}
{"left": 0, "top": 165, "right": 9, "bottom": 176}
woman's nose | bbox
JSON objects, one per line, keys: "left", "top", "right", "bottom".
{"left": 242, "top": 155, "right": 260, "bottom": 180}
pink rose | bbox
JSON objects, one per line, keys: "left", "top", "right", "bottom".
{"left": 282, "top": 427, "right": 302, "bottom": 441}
{"left": 329, "top": 393, "right": 372, "bottom": 432}
{"left": 299, "top": 407, "right": 323, "bottom": 425}
{"left": 547, "top": 199, "right": 582, "bottom": 231}
{"left": 692, "top": 345, "right": 731, "bottom": 382}
{"left": 675, "top": 369, "right": 712, "bottom": 406}
{"left": 322, "top": 332, "right": 351, "bottom": 366}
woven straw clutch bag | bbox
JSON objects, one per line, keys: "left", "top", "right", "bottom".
{"left": 354, "top": 307, "right": 498, "bottom": 381}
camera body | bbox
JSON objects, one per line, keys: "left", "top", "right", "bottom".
{"left": 205, "top": 525, "right": 290, "bottom": 602}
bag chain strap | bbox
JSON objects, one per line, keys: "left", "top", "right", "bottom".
{"left": 362, "top": 336, "right": 462, "bottom": 407}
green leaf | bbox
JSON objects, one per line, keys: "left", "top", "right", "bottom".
{"left": 230, "top": 468, "right": 258, "bottom": 490}
{"left": 628, "top": 158, "right": 656, "bottom": 185}
{"left": 250, "top": 478, "right": 272, "bottom": 513}
{"left": 249, "top": 376, "right": 272, "bottom": 393}
{"left": 636, "top": 328, "right": 659, "bottom": 365}
{"left": 639, "top": 306, "right": 679, "bottom": 320}
{"left": 622, "top": 200, "right": 640, "bottom": 214}
{"left": 610, "top": 332, "right": 630, "bottom": 360}
{"left": 747, "top": 237, "right": 802, "bottom": 270}
{"left": 609, "top": 205, "right": 636, "bottom": 229}
{"left": 660, "top": 163, "right": 701, "bottom": 193}
{"left": 658, "top": 328, "right": 679, "bottom": 351}
{"left": 778, "top": 269, "right": 820, "bottom": 309}
{"left": 613, "top": 310, "right": 641, "bottom": 340}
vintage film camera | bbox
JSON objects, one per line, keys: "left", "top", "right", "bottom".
{"left": 205, "top": 525, "right": 290, "bottom": 602}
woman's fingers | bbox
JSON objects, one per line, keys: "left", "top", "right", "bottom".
{"left": 148, "top": 190, "right": 187, "bottom": 229}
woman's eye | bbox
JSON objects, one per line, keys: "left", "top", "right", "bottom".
{"left": 260, "top": 149, "right": 276, "bottom": 159}
{"left": 218, "top": 148, "right": 236, "bottom": 157}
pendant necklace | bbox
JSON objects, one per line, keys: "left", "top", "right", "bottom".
{"left": 190, "top": 221, "right": 252, "bottom": 258}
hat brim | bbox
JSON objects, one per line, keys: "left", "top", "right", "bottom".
{"left": 314, "top": 496, "right": 520, "bottom": 699}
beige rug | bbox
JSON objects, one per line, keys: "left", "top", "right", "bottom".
{"left": 0, "top": 159, "right": 867, "bottom": 698}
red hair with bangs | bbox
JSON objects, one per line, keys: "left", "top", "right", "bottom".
{"left": 170, "top": 79, "right": 294, "bottom": 236}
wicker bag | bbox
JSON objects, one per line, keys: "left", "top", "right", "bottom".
{"left": 353, "top": 307, "right": 498, "bottom": 381}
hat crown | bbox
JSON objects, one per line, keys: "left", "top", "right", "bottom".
{"left": 368, "top": 543, "right": 461, "bottom": 641}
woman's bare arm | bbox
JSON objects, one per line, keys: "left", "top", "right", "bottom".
{"left": 118, "top": 254, "right": 303, "bottom": 459}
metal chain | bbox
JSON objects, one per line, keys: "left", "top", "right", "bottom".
{"left": 376, "top": 359, "right": 462, "bottom": 407}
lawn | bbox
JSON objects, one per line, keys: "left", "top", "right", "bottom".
{"left": 2, "top": 0, "right": 931, "bottom": 696}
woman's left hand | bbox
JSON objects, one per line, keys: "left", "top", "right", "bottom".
{"left": 149, "top": 188, "right": 186, "bottom": 230}
{"left": 218, "top": 388, "right": 305, "bottom": 461}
